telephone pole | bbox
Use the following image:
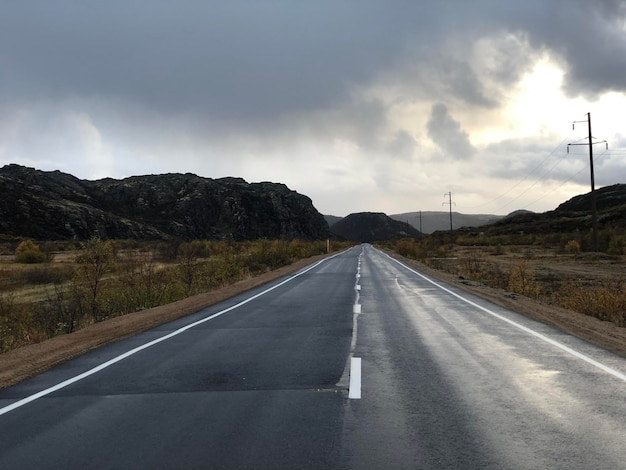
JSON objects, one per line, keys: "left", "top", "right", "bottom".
{"left": 419, "top": 210, "right": 422, "bottom": 236}
{"left": 443, "top": 192, "right": 455, "bottom": 234}
{"left": 568, "top": 112, "right": 607, "bottom": 252}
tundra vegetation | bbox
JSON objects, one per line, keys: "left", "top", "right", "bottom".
{"left": 0, "top": 238, "right": 352, "bottom": 353}
{"left": 384, "top": 228, "right": 626, "bottom": 328}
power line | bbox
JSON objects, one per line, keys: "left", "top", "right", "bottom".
{"left": 462, "top": 136, "right": 570, "bottom": 211}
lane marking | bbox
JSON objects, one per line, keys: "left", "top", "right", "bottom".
{"left": 379, "top": 249, "right": 626, "bottom": 383}
{"left": 339, "top": 250, "right": 364, "bottom": 391}
{"left": 0, "top": 252, "right": 346, "bottom": 417}
{"left": 349, "top": 357, "right": 362, "bottom": 399}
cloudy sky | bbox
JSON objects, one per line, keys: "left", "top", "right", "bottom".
{"left": 2, "top": 1, "right": 626, "bottom": 216}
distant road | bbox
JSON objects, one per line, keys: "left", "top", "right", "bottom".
{"left": 1, "top": 245, "right": 625, "bottom": 469}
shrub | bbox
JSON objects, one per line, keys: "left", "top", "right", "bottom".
{"left": 459, "top": 249, "right": 486, "bottom": 280}
{"left": 558, "top": 281, "right": 626, "bottom": 327}
{"left": 564, "top": 240, "right": 581, "bottom": 255}
{"left": 74, "top": 238, "right": 116, "bottom": 322}
{"left": 507, "top": 260, "right": 540, "bottom": 298}
{"left": 15, "top": 240, "right": 48, "bottom": 264}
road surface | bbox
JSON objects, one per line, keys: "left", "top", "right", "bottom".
{"left": 0, "top": 245, "right": 624, "bottom": 469}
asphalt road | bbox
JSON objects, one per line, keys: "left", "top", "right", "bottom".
{"left": 0, "top": 245, "right": 625, "bottom": 469}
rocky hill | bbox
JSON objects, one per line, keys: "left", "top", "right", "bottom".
{"left": 330, "top": 212, "right": 421, "bottom": 242}
{"left": 0, "top": 165, "right": 329, "bottom": 241}
{"left": 458, "top": 184, "right": 626, "bottom": 236}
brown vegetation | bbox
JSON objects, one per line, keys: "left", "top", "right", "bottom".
{"left": 0, "top": 238, "right": 353, "bottom": 354}
{"left": 385, "top": 232, "right": 626, "bottom": 348}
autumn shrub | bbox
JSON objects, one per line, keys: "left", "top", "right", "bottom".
{"left": 558, "top": 281, "right": 626, "bottom": 327}
{"left": 564, "top": 240, "right": 581, "bottom": 254}
{"left": 507, "top": 260, "right": 541, "bottom": 298}
{"left": 15, "top": 240, "right": 49, "bottom": 264}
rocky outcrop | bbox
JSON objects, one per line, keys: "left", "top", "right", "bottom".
{"left": 330, "top": 212, "right": 421, "bottom": 242}
{"left": 0, "top": 165, "right": 329, "bottom": 241}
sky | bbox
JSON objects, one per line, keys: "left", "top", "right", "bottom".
{"left": 2, "top": 1, "right": 626, "bottom": 217}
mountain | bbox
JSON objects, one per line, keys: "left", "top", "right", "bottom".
{"left": 390, "top": 211, "right": 503, "bottom": 234}
{"left": 330, "top": 212, "right": 421, "bottom": 242}
{"left": 0, "top": 164, "right": 330, "bottom": 241}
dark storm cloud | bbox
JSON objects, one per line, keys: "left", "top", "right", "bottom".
{"left": 2, "top": 1, "right": 625, "bottom": 125}
{"left": 426, "top": 103, "right": 476, "bottom": 160}
{"left": 0, "top": 1, "right": 425, "bottom": 124}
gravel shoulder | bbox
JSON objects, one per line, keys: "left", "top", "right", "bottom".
{"left": 1, "top": 250, "right": 624, "bottom": 390}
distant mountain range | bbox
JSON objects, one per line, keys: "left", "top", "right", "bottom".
{"left": 325, "top": 184, "right": 626, "bottom": 242}
{"left": 0, "top": 165, "right": 329, "bottom": 241}
{"left": 325, "top": 211, "right": 504, "bottom": 235}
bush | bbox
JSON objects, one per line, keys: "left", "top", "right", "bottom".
{"left": 564, "top": 240, "right": 581, "bottom": 255}
{"left": 558, "top": 281, "right": 626, "bottom": 327}
{"left": 508, "top": 260, "right": 540, "bottom": 298}
{"left": 15, "top": 240, "right": 48, "bottom": 264}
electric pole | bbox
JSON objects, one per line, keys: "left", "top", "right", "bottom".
{"left": 443, "top": 192, "right": 455, "bottom": 234}
{"left": 568, "top": 112, "right": 607, "bottom": 252}
{"left": 419, "top": 210, "right": 422, "bottom": 236}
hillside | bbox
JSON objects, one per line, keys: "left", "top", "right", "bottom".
{"left": 390, "top": 211, "right": 503, "bottom": 234}
{"left": 330, "top": 212, "right": 421, "bottom": 242}
{"left": 455, "top": 184, "right": 626, "bottom": 240}
{"left": 0, "top": 165, "right": 329, "bottom": 241}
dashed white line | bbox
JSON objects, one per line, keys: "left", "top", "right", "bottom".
{"left": 349, "top": 357, "right": 362, "bottom": 399}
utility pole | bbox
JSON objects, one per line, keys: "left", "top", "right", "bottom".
{"left": 419, "top": 210, "right": 422, "bottom": 236}
{"left": 568, "top": 112, "right": 607, "bottom": 252}
{"left": 443, "top": 192, "right": 455, "bottom": 235}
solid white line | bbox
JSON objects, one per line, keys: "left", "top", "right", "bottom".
{"left": 0, "top": 253, "right": 343, "bottom": 417}
{"left": 349, "top": 357, "right": 362, "bottom": 399}
{"left": 379, "top": 249, "right": 626, "bottom": 383}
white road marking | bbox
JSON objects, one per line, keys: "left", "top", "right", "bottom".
{"left": 381, "top": 250, "right": 626, "bottom": 383}
{"left": 0, "top": 253, "right": 344, "bottom": 417}
{"left": 349, "top": 357, "right": 362, "bottom": 399}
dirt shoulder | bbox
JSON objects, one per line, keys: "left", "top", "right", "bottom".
{"left": 2, "top": 250, "right": 624, "bottom": 390}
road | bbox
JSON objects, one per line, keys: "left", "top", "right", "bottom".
{"left": 0, "top": 245, "right": 625, "bottom": 469}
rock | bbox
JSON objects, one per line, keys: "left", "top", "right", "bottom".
{"left": 0, "top": 165, "right": 330, "bottom": 241}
